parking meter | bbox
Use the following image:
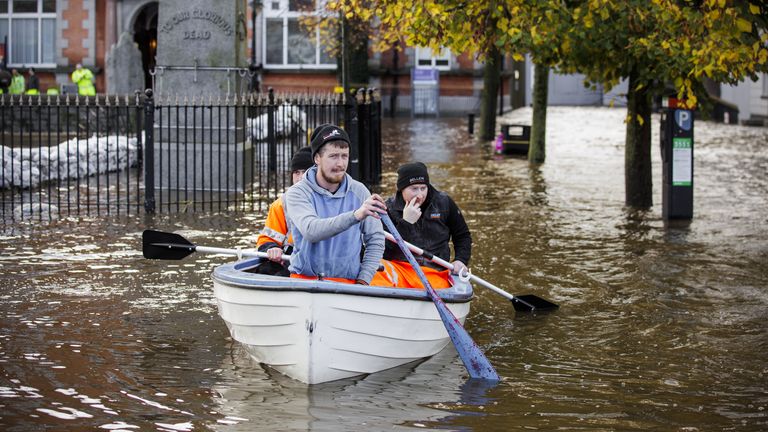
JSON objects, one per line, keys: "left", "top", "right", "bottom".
{"left": 660, "top": 98, "right": 694, "bottom": 220}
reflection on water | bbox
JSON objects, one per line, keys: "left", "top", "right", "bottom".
{"left": 1, "top": 107, "right": 767, "bottom": 430}
{"left": 211, "top": 345, "right": 493, "bottom": 432}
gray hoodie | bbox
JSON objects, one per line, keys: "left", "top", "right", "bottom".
{"left": 283, "top": 166, "right": 384, "bottom": 283}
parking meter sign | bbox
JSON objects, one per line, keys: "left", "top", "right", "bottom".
{"left": 675, "top": 110, "right": 692, "bottom": 131}
{"left": 672, "top": 138, "right": 692, "bottom": 186}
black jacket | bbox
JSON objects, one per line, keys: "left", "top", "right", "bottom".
{"left": 384, "top": 185, "right": 471, "bottom": 269}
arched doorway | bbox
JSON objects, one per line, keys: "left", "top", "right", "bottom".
{"left": 132, "top": 2, "right": 158, "bottom": 91}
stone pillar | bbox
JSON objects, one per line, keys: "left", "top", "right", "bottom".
{"left": 153, "top": 0, "right": 251, "bottom": 192}
{"left": 105, "top": 32, "right": 144, "bottom": 94}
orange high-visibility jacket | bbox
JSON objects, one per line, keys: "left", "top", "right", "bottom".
{"left": 256, "top": 196, "right": 293, "bottom": 252}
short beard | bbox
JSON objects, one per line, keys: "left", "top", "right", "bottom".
{"left": 320, "top": 168, "right": 344, "bottom": 185}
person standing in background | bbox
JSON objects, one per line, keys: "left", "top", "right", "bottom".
{"left": 71, "top": 63, "right": 95, "bottom": 96}
{"left": 25, "top": 68, "right": 39, "bottom": 95}
{"left": 9, "top": 68, "right": 24, "bottom": 94}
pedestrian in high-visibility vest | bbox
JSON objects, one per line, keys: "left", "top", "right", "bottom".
{"left": 9, "top": 68, "right": 25, "bottom": 94}
{"left": 71, "top": 63, "right": 95, "bottom": 96}
{"left": 25, "top": 68, "right": 39, "bottom": 95}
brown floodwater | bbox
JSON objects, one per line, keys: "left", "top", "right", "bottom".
{"left": 1, "top": 107, "right": 766, "bottom": 431}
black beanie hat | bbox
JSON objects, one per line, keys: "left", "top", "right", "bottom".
{"left": 310, "top": 124, "right": 351, "bottom": 158}
{"left": 290, "top": 147, "right": 313, "bottom": 172}
{"left": 396, "top": 162, "right": 430, "bottom": 191}
{"left": 309, "top": 123, "right": 333, "bottom": 143}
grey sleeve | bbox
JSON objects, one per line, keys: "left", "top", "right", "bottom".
{"left": 284, "top": 186, "right": 359, "bottom": 243}
{"left": 358, "top": 216, "right": 385, "bottom": 283}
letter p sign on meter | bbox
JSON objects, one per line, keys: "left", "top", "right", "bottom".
{"left": 675, "top": 110, "right": 692, "bottom": 131}
{"left": 660, "top": 99, "right": 694, "bottom": 220}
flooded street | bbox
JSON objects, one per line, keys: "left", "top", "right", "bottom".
{"left": 1, "top": 106, "right": 767, "bottom": 431}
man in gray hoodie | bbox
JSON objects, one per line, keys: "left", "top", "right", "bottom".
{"left": 283, "top": 124, "right": 390, "bottom": 285}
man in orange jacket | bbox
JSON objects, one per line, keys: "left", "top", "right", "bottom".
{"left": 254, "top": 147, "right": 314, "bottom": 275}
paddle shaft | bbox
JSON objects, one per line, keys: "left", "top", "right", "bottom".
{"left": 195, "top": 245, "right": 291, "bottom": 261}
{"left": 383, "top": 232, "right": 536, "bottom": 309}
{"left": 142, "top": 230, "right": 291, "bottom": 262}
{"left": 380, "top": 214, "right": 499, "bottom": 381}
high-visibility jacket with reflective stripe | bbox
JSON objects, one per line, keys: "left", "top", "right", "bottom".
{"left": 71, "top": 68, "right": 95, "bottom": 95}
{"left": 256, "top": 195, "right": 292, "bottom": 252}
{"left": 9, "top": 75, "right": 25, "bottom": 94}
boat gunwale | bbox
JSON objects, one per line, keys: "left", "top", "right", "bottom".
{"left": 212, "top": 258, "right": 474, "bottom": 304}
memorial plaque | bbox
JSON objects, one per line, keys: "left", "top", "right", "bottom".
{"left": 152, "top": 0, "right": 251, "bottom": 192}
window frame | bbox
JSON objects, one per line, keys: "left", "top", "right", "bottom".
{"left": 262, "top": 0, "right": 336, "bottom": 70}
{"left": 0, "top": 0, "right": 57, "bottom": 68}
{"left": 414, "top": 46, "right": 451, "bottom": 71}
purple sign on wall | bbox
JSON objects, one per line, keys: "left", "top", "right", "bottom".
{"left": 412, "top": 68, "right": 439, "bottom": 82}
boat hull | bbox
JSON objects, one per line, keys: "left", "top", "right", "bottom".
{"left": 212, "top": 258, "right": 473, "bottom": 384}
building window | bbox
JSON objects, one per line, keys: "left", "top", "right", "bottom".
{"left": 263, "top": 0, "right": 335, "bottom": 69}
{"left": 415, "top": 46, "right": 450, "bottom": 71}
{"left": 0, "top": 0, "right": 56, "bottom": 67}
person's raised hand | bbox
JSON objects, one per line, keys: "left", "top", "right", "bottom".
{"left": 354, "top": 194, "right": 387, "bottom": 221}
{"left": 403, "top": 196, "right": 422, "bottom": 224}
{"left": 266, "top": 247, "right": 284, "bottom": 263}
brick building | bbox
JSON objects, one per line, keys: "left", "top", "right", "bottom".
{"left": 0, "top": 0, "right": 523, "bottom": 115}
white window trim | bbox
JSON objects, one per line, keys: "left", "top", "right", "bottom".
{"left": 262, "top": 0, "right": 336, "bottom": 70}
{"left": 414, "top": 46, "right": 451, "bottom": 71}
{"left": 0, "top": 1, "right": 57, "bottom": 68}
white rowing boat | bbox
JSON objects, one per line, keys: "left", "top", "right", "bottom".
{"left": 211, "top": 257, "right": 474, "bottom": 384}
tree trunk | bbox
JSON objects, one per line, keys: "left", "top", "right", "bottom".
{"left": 625, "top": 69, "right": 653, "bottom": 208}
{"left": 348, "top": 19, "right": 369, "bottom": 88}
{"left": 479, "top": 47, "right": 501, "bottom": 140}
{"left": 529, "top": 63, "right": 548, "bottom": 163}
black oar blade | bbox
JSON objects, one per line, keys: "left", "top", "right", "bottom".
{"left": 142, "top": 230, "right": 196, "bottom": 260}
{"left": 511, "top": 295, "right": 559, "bottom": 312}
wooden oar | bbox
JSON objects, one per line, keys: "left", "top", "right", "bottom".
{"left": 380, "top": 214, "right": 500, "bottom": 381}
{"left": 142, "top": 229, "right": 291, "bottom": 262}
{"left": 383, "top": 232, "right": 558, "bottom": 312}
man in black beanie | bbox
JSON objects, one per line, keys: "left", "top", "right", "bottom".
{"left": 284, "top": 123, "right": 392, "bottom": 285}
{"left": 383, "top": 162, "right": 472, "bottom": 288}
{"left": 309, "top": 123, "right": 351, "bottom": 159}
{"left": 255, "top": 147, "right": 315, "bottom": 275}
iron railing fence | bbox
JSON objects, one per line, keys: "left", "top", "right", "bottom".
{"left": 0, "top": 88, "right": 382, "bottom": 222}
{"left": 1, "top": 93, "right": 145, "bottom": 221}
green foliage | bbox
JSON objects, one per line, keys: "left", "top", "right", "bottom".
{"left": 334, "top": 0, "right": 768, "bottom": 106}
